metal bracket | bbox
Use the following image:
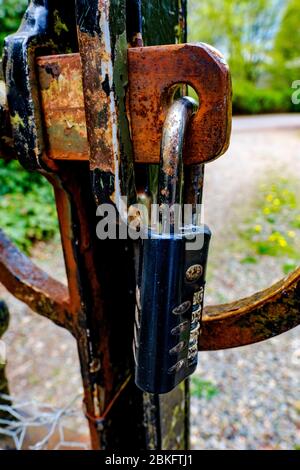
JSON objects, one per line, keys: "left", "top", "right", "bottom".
{"left": 128, "top": 43, "right": 231, "bottom": 164}
{"left": 3, "top": 0, "right": 78, "bottom": 170}
{"left": 35, "top": 43, "right": 231, "bottom": 167}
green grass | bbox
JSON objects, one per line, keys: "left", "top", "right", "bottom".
{"left": 236, "top": 176, "right": 300, "bottom": 275}
{"left": 0, "top": 160, "right": 59, "bottom": 253}
{"left": 191, "top": 376, "right": 219, "bottom": 400}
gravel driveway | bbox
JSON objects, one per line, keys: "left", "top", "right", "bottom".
{"left": 1, "top": 114, "right": 300, "bottom": 450}
{"left": 191, "top": 115, "right": 300, "bottom": 450}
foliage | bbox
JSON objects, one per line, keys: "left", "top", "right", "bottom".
{"left": 239, "top": 176, "right": 300, "bottom": 274}
{"left": 0, "top": 159, "right": 58, "bottom": 253}
{"left": 0, "top": 0, "right": 28, "bottom": 49}
{"left": 191, "top": 376, "right": 219, "bottom": 400}
{"left": 270, "top": 0, "right": 300, "bottom": 111}
{"left": 188, "top": 0, "right": 300, "bottom": 114}
{"left": 0, "top": 2, "right": 59, "bottom": 253}
{"left": 189, "top": 0, "right": 280, "bottom": 81}
{"left": 234, "top": 80, "right": 287, "bottom": 114}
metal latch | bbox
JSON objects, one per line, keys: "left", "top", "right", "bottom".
{"left": 6, "top": 43, "right": 232, "bottom": 168}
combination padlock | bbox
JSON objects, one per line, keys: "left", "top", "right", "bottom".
{"left": 134, "top": 226, "right": 211, "bottom": 394}
{"left": 132, "top": 96, "right": 212, "bottom": 394}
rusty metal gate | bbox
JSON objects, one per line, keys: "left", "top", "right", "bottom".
{"left": 0, "top": 0, "right": 299, "bottom": 450}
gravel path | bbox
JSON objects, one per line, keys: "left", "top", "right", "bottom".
{"left": 191, "top": 331, "right": 300, "bottom": 450}
{"left": 191, "top": 116, "right": 300, "bottom": 450}
{"left": 0, "top": 242, "right": 89, "bottom": 446}
{"left": 0, "top": 115, "right": 300, "bottom": 449}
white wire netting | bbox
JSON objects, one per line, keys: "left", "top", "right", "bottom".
{"left": 0, "top": 393, "right": 90, "bottom": 450}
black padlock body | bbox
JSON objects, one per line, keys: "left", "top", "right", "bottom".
{"left": 134, "top": 225, "right": 211, "bottom": 394}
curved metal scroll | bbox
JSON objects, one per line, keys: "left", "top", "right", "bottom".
{"left": 200, "top": 268, "right": 300, "bottom": 350}
{"left": 0, "top": 229, "right": 71, "bottom": 333}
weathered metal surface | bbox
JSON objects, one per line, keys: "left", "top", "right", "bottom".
{"left": 0, "top": 165, "right": 147, "bottom": 449}
{"left": 36, "top": 54, "right": 88, "bottom": 162}
{"left": 3, "top": 0, "right": 78, "bottom": 170}
{"left": 75, "top": 0, "right": 135, "bottom": 207}
{"left": 35, "top": 43, "right": 231, "bottom": 166}
{"left": 200, "top": 267, "right": 300, "bottom": 350}
{"left": 37, "top": 54, "right": 89, "bottom": 161}
{"left": 72, "top": 0, "right": 147, "bottom": 449}
{"left": 0, "top": 78, "right": 14, "bottom": 161}
{"left": 49, "top": 162, "right": 147, "bottom": 450}
{"left": 0, "top": 300, "right": 11, "bottom": 422}
{"left": 75, "top": 2, "right": 117, "bottom": 174}
{"left": 128, "top": 43, "right": 232, "bottom": 164}
{"left": 184, "top": 164, "right": 205, "bottom": 215}
{"left": 0, "top": 229, "right": 71, "bottom": 332}
{"left": 127, "top": 0, "right": 143, "bottom": 47}
{"left": 141, "top": 0, "right": 186, "bottom": 46}
{"left": 159, "top": 97, "right": 197, "bottom": 207}
{"left": 73, "top": 0, "right": 190, "bottom": 450}
{"left": 137, "top": 0, "right": 189, "bottom": 450}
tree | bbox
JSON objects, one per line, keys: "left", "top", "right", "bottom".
{"left": 188, "top": 0, "right": 283, "bottom": 82}
{"left": 188, "top": 0, "right": 298, "bottom": 113}
{"left": 271, "top": 0, "right": 300, "bottom": 93}
{"left": 0, "top": 0, "right": 28, "bottom": 49}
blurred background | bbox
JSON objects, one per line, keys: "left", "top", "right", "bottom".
{"left": 0, "top": 0, "right": 299, "bottom": 450}
{"left": 189, "top": 0, "right": 300, "bottom": 115}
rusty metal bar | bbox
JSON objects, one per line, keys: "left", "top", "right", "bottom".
{"left": 35, "top": 46, "right": 231, "bottom": 166}
{"left": 128, "top": 43, "right": 231, "bottom": 165}
{"left": 46, "top": 162, "right": 147, "bottom": 450}
{"left": 3, "top": 0, "right": 78, "bottom": 170}
{"left": 37, "top": 54, "right": 89, "bottom": 162}
{"left": 75, "top": 0, "right": 135, "bottom": 207}
{"left": 0, "top": 229, "right": 71, "bottom": 332}
{"left": 200, "top": 268, "right": 300, "bottom": 350}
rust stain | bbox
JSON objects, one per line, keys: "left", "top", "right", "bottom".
{"left": 0, "top": 229, "right": 73, "bottom": 333}
{"left": 76, "top": 25, "right": 117, "bottom": 174}
{"left": 128, "top": 43, "right": 232, "bottom": 165}
{"left": 200, "top": 267, "right": 300, "bottom": 350}
{"left": 36, "top": 43, "right": 231, "bottom": 165}
{"left": 37, "top": 54, "right": 89, "bottom": 161}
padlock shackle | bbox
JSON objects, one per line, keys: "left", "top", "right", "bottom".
{"left": 158, "top": 97, "right": 198, "bottom": 209}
